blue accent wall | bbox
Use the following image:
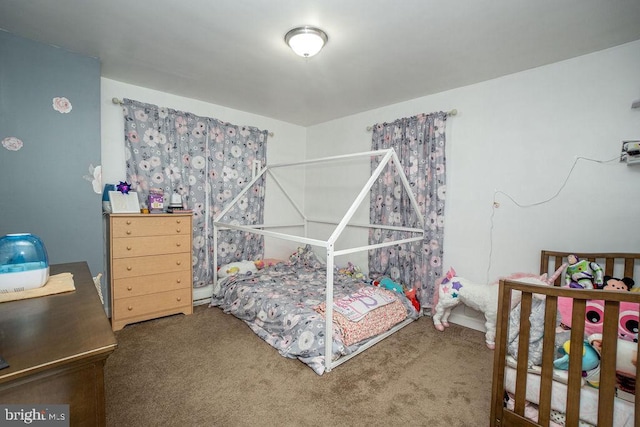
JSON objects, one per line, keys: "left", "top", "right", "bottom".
{"left": 0, "top": 31, "right": 103, "bottom": 286}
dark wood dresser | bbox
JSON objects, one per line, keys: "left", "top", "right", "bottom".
{"left": 0, "top": 262, "right": 117, "bottom": 426}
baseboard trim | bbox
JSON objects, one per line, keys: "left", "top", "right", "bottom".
{"left": 193, "top": 283, "right": 213, "bottom": 307}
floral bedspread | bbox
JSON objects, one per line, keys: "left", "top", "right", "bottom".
{"left": 210, "top": 247, "right": 418, "bottom": 374}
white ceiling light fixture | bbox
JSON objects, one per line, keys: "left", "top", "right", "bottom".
{"left": 285, "top": 26, "right": 328, "bottom": 58}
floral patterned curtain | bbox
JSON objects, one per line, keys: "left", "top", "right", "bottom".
{"left": 122, "top": 99, "right": 268, "bottom": 287}
{"left": 369, "top": 112, "right": 447, "bottom": 310}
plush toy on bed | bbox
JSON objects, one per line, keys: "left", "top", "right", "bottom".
{"left": 338, "top": 262, "right": 365, "bottom": 280}
{"left": 432, "top": 266, "right": 564, "bottom": 349}
{"left": 565, "top": 254, "right": 603, "bottom": 289}
{"left": 378, "top": 277, "right": 404, "bottom": 293}
{"left": 217, "top": 260, "right": 258, "bottom": 278}
{"left": 254, "top": 258, "right": 282, "bottom": 270}
{"left": 405, "top": 288, "right": 421, "bottom": 312}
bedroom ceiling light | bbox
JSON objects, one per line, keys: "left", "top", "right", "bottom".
{"left": 285, "top": 26, "right": 328, "bottom": 58}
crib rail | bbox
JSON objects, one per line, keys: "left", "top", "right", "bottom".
{"left": 540, "top": 250, "right": 640, "bottom": 287}
{"left": 491, "top": 280, "right": 640, "bottom": 427}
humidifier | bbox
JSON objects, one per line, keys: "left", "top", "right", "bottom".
{"left": 0, "top": 233, "right": 50, "bottom": 293}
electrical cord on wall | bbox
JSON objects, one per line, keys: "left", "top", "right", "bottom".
{"left": 485, "top": 154, "right": 619, "bottom": 284}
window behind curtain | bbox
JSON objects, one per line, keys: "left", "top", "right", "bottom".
{"left": 369, "top": 112, "right": 447, "bottom": 308}
{"left": 122, "top": 99, "right": 268, "bottom": 287}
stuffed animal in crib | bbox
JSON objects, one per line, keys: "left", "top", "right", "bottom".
{"left": 565, "top": 254, "right": 603, "bottom": 289}
{"left": 553, "top": 340, "right": 601, "bottom": 387}
{"left": 587, "top": 333, "right": 638, "bottom": 392}
{"left": 557, "top": 297, "right": 639, "bottom": 341}
{"left": 602, "top": 275, "right": 635, "bottom": 292}
{"left": 557, "top": 296, "right": 639, "bottom": 393}
{"left": 432, "top": 267, "right": 562, "bottom": 349}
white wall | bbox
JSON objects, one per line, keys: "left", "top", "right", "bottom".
{"left": 305, "top": 40, "right": 640, "bottom": 330}
{"left": 100, "top": 78, "right": 308, "bottom": 301}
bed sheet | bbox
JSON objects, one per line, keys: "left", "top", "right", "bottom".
{"left": 503, "top": 366, "right": 635, "bottom": 427}
{"left": 210, "top": 250, "right": 418, "bottom": 374}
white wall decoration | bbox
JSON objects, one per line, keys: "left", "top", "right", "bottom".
{"left": 83, "top": 164, "right": 102, "bottom": 194}
{"left": 52, "top": 96, "right": 72, "bottom": 113}
{"left": 2, "top": 136, "right": 23, "bottom": 151}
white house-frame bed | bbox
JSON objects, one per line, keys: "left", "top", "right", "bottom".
{"left": 212, "top": 149, "right": 425, "bottom": 373}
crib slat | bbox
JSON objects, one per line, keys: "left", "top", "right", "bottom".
{"left": 537, "top": 294, "right": 557, "bottom": 426}
{"left": 602, "top": 257, "right": 615, "bottom": 277}
{"left": 538, "top": 296, "right": 558, "bottom": 426}
{"left": 565, "top": 298, "right": 586, "bottom": 426}
{"left": 597, "top": 300, "right": 620, "bottom": 426}
{"left": 624, "top": 258, "right": 635, "bottom": 279}
{"left": 540, "top": 252, "right": 549, "bottom": 282}
{"left": 514, "top": 292, "right": 533, "bottom": 416}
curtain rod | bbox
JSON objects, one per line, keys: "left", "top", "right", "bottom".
{"left": 365, "top": 109, "right": 458, "bottom": 132}
{"left": 111, "top": 98, "right": 275, "bottom": 137}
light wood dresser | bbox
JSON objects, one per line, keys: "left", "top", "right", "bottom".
{"left": 108, "top": 213, "right": 193, "bottom": 331}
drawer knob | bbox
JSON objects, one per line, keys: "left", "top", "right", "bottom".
{"left": 127, "top": 246, "right": 132, "bottom": 251}
{"left": 176, "top": 228, "right": 181, "bottom": 233}
{"left": 128, "top": 306, "right": 133, "bottom": 311}
{"left": 127, "top": 266, "right": 132, "bottom": 271}
{"left": 176, "top": 219, "right": 181, "bottom": 224}
{"left": 126, "top": 220, "right": 131, "bottom": 225}
{"left": 177, "top": 297, "right": 182, "bottom": 302}
{"left": 126, "top": 230, "right": 132, "bottom": 235}
{"left": 176, "top": 261, "right": 182, "bottom": 266}
{"left": 177, "top": 279, "right": 181, "bottom": 283}
{"left": 176, "top": 242, "right": 181, "bottom": 247}
{"left": 127, "top": 286, "right": 132, "bottom": 291}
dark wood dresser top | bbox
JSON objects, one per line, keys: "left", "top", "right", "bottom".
{"left": 0, "top": 262, "right": 117, "bottom": 384}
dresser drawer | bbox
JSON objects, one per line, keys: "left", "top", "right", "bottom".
{"left": 111, "top": 253, "right": 191, "bottom": 279}
{"left": 111, "top": 235, "right": 191, "bottom": 258}
{"left": 113, "top": 271, "right": 191, "bottom": 299}
{"left": 113, "top": 288, "right": 192, "bottom": 320}
{"left": 110, "top": 216, "right": 190, "bottom": 238}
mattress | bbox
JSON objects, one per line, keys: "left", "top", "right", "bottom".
{"left": 503, "top": 366, "right": 635, "bottom": 427}
{"left": 210, "top": 246, "right": 418, "bottom": 374}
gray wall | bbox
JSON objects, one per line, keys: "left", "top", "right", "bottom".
{"left": 0, "top": 31, "right": 103, "bottom": 289}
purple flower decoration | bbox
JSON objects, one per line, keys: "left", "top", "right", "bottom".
{"left": 117, "top": 181, "right": 132, "bottom": 194}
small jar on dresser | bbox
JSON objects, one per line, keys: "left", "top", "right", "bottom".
{"left": 108, "top": 213, "right": 193, "bottom": 331}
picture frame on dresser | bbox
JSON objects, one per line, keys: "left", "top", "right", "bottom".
{"left": 107, "top": 212, "right": 193, "bottom": 331}
{"left": 108, "top": 191, "right": 141, "bottom": 213}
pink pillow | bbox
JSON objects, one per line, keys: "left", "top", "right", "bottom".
{"left": 557, "top": 297, "right": 639, "bottom": 341}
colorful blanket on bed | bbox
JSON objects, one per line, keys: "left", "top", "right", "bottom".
{"left": 209, "top": 246, "right": 418, "bottom": 375}
{"left": 332, "top": 286, "right": 397, "bottom": 321}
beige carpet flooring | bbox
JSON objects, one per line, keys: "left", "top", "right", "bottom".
{"left": 105, "top": 305, "right": 494, "bottom": 426}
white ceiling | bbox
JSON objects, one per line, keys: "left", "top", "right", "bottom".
{"left": 1, "top": 0, "right": 639, "bottom": 126}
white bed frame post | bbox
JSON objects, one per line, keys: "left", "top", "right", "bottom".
{"left": 324, "top": 243, "right": 335, "bottom": 372}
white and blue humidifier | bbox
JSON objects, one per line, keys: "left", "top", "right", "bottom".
{"left": 0, "top": 233, "right": 50, "bottom": 293}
